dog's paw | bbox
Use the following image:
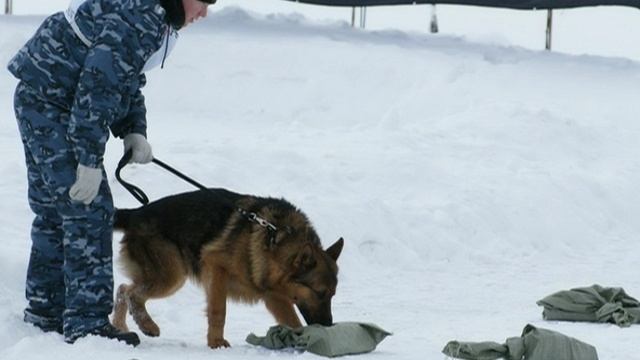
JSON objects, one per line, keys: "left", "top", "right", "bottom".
{"left": 140, "top": 322, "right": 160, "bottom": 337}
{"left": 208, "top": 338, "right": 231, "bottom": 349}
{"left": 111, "top": 318, "right": 129, "bottom": 333}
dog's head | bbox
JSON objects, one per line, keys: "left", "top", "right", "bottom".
{"left": 288, "top": 237, "right": 344, "bottom": 326}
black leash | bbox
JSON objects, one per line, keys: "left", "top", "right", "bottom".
{"left": 116, "top": 150, "right": 211, "bottom": 205}
{"left": 115, "top": 150, "right": 149, "bottom": 205}
{"left": 115, "top": 150, "right": 280, "bottom": 247}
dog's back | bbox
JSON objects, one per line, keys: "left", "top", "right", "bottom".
{"left": 114, "top": 188, "right": 241, "bottom": 276}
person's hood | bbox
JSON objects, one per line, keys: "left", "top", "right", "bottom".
{"left": 159, "top": 0, "right": 185, "bottom": 29}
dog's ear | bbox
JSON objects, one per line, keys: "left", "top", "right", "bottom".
{"left": 325, "top": 238, "right": 344, "bottom": 262}
{"left": 293, "top": 243, "right": 316, "bottom": 272}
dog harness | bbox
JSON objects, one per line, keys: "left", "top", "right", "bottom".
{"left": 64, "top": 0, "right": 178, "bottom": 73}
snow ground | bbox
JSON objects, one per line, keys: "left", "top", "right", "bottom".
{"left": 1, "top": 4, "right": 640, "bottom": 360}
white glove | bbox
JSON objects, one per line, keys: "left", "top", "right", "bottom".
{"left": 69, "top": 164, "right": 103, "bottom": 205}
{"left": 123, "top": 133, "right": 153, "bottom": 164}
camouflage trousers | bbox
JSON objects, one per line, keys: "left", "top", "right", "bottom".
{"left": 13, "top": 82, "right": 115, "bottom": 342}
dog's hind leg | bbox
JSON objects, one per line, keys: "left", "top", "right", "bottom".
{"left": 111, "top": 284, "right": 130, "bottom": 332}
{"left": 119, "top": 237, "right": 189, "bottom": 337}
{"left": 112, "top": 281, "right": 164, "bottom": 337}
{"left": 127, "top": 284, "right": 162, "bottom": 337}
{"left": 126, "top": 268, "right": 188, "bottom": 337}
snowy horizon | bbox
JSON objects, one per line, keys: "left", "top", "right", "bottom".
{"left": 5, "top": 0, "right": 640, "bottom": 61}
{"left": 1, "top": 4, "right": 640, "bottom": 360}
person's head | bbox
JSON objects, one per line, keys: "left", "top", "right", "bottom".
{"left": 182, "top": 0, "right": 215, "bottom": 27}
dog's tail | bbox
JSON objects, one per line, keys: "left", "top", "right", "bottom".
{"left": 113, "top": 209, "right": 135, "bottom": 231}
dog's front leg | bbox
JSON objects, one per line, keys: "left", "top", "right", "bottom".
{"left": 264, "top": 294, "right": 302, "bottom": 329}
{"left": 206, "top": 267, "right": 230, "bottom": 348}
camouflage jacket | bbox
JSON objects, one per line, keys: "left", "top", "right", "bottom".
{"left": 8, "top": 0, "right": 171, "bottom": 168}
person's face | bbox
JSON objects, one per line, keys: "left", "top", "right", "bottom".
{"left": 183, "top": 0, "right": 210, "bottom": 27}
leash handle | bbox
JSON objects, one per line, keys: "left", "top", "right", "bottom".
{"left": 115, "top": 151, "right": 209, "bottom": 205}
{"left": 115, "top": 149, "right": 150, "bottom": 205}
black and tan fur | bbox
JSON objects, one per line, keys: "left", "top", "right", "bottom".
{"left": 111, "top": 188, "right": 343, "bottom": 348}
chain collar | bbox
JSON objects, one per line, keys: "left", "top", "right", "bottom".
{"left": 237, "top": 208, "right": 279, "bottom": 248}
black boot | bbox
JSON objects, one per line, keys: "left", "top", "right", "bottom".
{"left": 24, "top": 310, "right": 63, "bottom": 334}
{"left": 91, "top": 323, "right": 140, "bottom": 346}
{"left": 69, "top": 323, "right": 140, "bottom": 346}
{"left": 27, "top": 322, "right": 63, "bottom": 335}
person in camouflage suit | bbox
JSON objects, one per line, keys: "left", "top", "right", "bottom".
{"left": 8, "top": 0, "right": 215, "bottom": 346}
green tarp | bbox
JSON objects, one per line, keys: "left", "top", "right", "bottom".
{"left": 442, "top": 324, "right": 598, "bottom": 360}
{"left": 246, "top": 322, "right": 391, "bottom": 357}
{"left": 537, "top": 285, "right": 640, "bottom": 327}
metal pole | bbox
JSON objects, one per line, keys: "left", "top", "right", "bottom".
{"left": 351, "top": 7, "right": 355, "bottom": 27}
{"left": 430, "top": 5, "right": 439, "bottom": 33}
{"left": 5, "top": 0, "right": 13, "bottom": 15}
{"left": 359, "top": 7, "right": 367, "bottom": 28}
{"left": 545, "top": 9, "right": 552, "bottom": 51}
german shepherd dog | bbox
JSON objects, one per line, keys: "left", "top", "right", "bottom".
{"left": 110, "top": 188, "right": 344, "bottom": 348}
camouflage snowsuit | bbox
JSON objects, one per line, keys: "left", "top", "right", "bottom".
{"left": 8, "top": 0, "right": 177, "bottom": 341}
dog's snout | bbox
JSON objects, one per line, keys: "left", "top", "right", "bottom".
{"left": 299, "top": 302, "right": 333, "bottom": 327}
